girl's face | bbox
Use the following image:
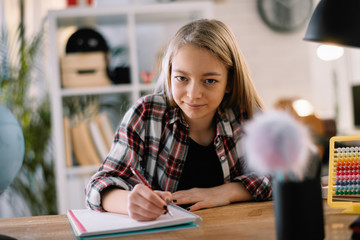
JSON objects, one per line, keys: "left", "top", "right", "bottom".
{"left": 171, "top": 45, "right": 229, "bottom": 125}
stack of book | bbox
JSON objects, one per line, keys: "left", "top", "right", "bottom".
{"left": 63, "top": 112, "right": 115, "bottom": 167}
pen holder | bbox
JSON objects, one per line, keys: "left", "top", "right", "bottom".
{"left": 273, "top": 177, "right": 325, "bottom": 240}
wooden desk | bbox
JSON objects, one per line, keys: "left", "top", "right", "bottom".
{"left": 0, "top": 201, "right": 356, "bottom": 240}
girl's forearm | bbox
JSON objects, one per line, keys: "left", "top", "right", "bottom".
{"left": 222, "top": 182, "right": 253, "bottom": 203}
{"left": 172, "top": 182, "right": 253, "bottom": 212}
{"left": 101, "top": 188, "right": 130, "bottom": 214}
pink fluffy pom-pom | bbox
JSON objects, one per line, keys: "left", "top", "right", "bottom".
{"left": 243, "top": 110, "right": 312, "bottom": 179}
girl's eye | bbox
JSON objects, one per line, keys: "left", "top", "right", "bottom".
{"left": 205, "top": 79, "right": 217, "bottom": 85}
{"left": 175, "top": 76, "right": 187, "bottom": 82}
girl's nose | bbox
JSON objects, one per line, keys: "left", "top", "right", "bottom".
{"left": 187, "top": 80, "right": 202, "bottom": 99}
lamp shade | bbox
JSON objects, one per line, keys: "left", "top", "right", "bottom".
{"left": 304, "top": 0, "right": 360, "bottom": 48}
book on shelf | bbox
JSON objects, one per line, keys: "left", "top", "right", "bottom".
{"left": 67, "top": 204, "right": 202, "bottom": 238}
{"left": 88, "top": 118, "right": 108, "bottom": 161}
{"left": 94, "top": 112, "right": 115, "bottom": 151}
{"left": 71, "top": 120, "right": 102, "bottom": 166}
{"left": 63, "top": 117, "right": 73, "bottom": 167}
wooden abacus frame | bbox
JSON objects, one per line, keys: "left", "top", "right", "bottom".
{"left": 329, "top": 136, "right": 360, "bottom": 214}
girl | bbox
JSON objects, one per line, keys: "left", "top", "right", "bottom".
{"left": 86, "top": 19, "right": 272, "bottom": 221}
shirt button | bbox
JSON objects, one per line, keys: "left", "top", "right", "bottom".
{"left": 220, "top": 155, "right": 226, "bottom": 161}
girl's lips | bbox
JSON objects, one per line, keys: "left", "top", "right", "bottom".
{"left": 185, "top": 103, "right": 205, "bottom": 109}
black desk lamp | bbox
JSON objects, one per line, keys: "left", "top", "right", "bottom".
{"left": 303, "top": 0, "right": 360, "bottom": 133}
{"left": 304, "top": 0, "right": 360, "bottom": 48}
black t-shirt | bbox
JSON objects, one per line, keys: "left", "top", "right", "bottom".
{"left": 177, "top": 138, "right": 224, "bottom": 191}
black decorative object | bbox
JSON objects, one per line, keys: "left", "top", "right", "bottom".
{"left": 66, "top": 28, "right": 109, "bottom": 53}
{"left": 107, "top": 67, "right": 131, "bottom": 84}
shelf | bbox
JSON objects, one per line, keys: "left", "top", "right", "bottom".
{"left": 49, "top": 2, "right": 212, "bottom": 28}
{"left": 66, "top": 165, "right": 100, "bottom": 177}
{"left": 61, "top": 84, "right": 132, "bottom": 96}
{"left": 60, "top": 83, "right": 156, "bottom": 96}
{"left": 139, "top": 83, "right": 157, "bottom": 92}
{"left": 50, "top": 7, "right": 129, "bottom": 28}
{"left": 134, "top": 10, "right": 205, "bottom": 24}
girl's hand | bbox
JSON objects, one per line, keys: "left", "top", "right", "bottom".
{"left": 127, "top": 184, "right": 172, "bottom": 221}
{"left": 172, "top": 182, "right": 252, "bottom": 211}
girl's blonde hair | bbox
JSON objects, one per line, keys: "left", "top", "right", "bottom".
{"left": 155, "top": 19, "right": 263, "bottom": 118}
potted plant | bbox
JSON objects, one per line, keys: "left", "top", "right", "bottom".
{"left": 0, "top": 0, "right": 56, "bottom": 216}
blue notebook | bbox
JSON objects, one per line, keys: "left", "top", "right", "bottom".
{"left": 67, "top": 204, "right": 202, "bottom": 239}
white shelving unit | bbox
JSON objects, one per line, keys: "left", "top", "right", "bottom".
{"left": 47, "top": 1, "right": 213, "bottom": 214}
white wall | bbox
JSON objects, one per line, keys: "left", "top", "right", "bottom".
{"left": 212, "top": 0, "right": 358, "bottom": 134}
{"left": 214, "top": 0, "right": 314, "bottom": 109}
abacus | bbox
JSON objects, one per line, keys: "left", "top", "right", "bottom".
{"left": 329, "top": 136, "right": 360, "bottom": 214}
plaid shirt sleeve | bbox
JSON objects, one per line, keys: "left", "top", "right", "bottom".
{"left": 223, "top": 108, "right": 272, "bottom": 201}
{"left": 85, "top": 97, "right": 151, "bottom": 211}
{"left": 234, "top": 174, "right": 272, "bottom": 201}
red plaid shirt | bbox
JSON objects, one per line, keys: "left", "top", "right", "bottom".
{"left": 86, "top": 94, "right": 272, "bottom": 211}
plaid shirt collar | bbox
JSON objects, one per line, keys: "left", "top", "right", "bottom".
{"left": 166, "top": 106, "right": 234, "bottom": 138}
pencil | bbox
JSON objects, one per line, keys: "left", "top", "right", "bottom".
{"left": 130, "top": 167, "right": 173, "bottom": 217}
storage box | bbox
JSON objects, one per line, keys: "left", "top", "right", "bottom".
{"left": 61, "top": 52, "right": 111, "bottom": 88}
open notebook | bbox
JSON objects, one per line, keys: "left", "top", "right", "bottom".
{"left": 67, "top": 204, "right": 202, "bottom": 239}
